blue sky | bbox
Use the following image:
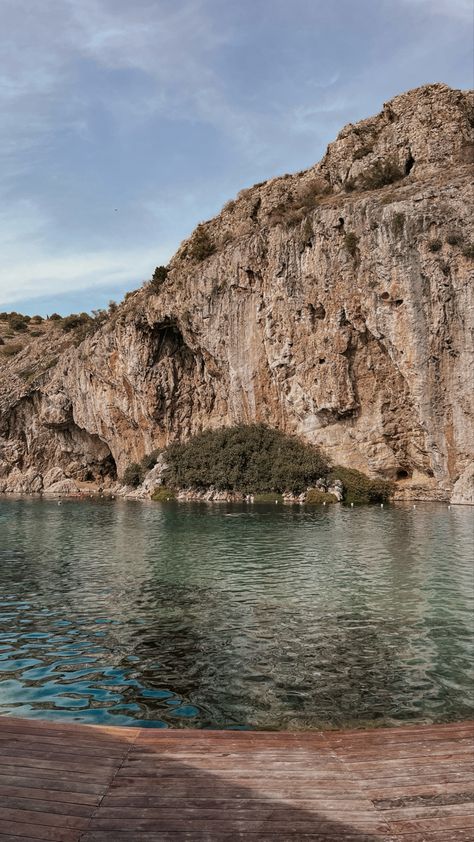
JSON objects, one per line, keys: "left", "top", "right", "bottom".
{"left": 1, "top": 0, "right": 472, "bottom": 315}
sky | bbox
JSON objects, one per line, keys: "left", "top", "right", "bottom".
{"left": 1, "top": 0, "right": 472, "bottom": 316}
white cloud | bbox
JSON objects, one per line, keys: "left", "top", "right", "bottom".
{"left": 0, "top": 198, "right": 169, "bottom": 307}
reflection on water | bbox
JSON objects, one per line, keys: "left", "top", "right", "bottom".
{"left": 0, "top": 498, "right": 472, "bottom": 729}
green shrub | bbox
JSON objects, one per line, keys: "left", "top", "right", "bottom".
{"left": 140, "top": 450, "right": 161, "bottom": 472}
{"left": 163, "top": 424, "right": 329, "bottom": 495}
{"left": 30, "top": 330, "right": 43, "bottom": 337}
{"left": 151, "top": 486, "right": 175, "bottom": 502}
{"left": 330, "top": 466, "right": 393, "bottom": 504}
{"left": 122, "top": 463, "right": 144, "bottom": 487}
{"left": 346, "top": 159, "right": 404, "bottom": 193}
{"left": 150, "top": 265, "right": 169, "bottom": 292}
{"left": 61, "top": 313, "right": 90, "bottom": 332}
{"left": 305, "top": 489, "right": 338, "bottom": 504}
{"left": 361, "top": 159, "right": 404, "bottom": 189}
{"left": 49, "top": 313, "right": 62, "bottom": 320}
{"left": 0, "top": 343, "right": 22, "bottom": 357}
{"left": 189, "top": 225, "right": 215, "bottom": 261}
{"left": 344, "top": 232, "right": 359, "bottom": 257}
{"left": 428, "top": 239, "right": 442, "bottom": 253}
{"left": 8, "top": 316, "right": 28, "bottom": 332}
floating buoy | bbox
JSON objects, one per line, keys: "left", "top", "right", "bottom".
{"left": 381, "top": 503, "right": 384, "bottom": 508}
{"left": 413, "top": 504, "right": 416, "bottom": 509}
{"left": 323, "top": 501, "right": 326, "bottom": 506}
{"left": 448, "top": 504, "right": 451, "bottom": 510}
{"left": 351, "top": 502, "right": 354, "bottom": 508}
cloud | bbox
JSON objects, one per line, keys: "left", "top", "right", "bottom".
{"left": 0, "top": 0, "right": 471, "bottom": 313}
{"left": 0, "top": 198, "right": 167, "bottom": 308}
{"left": 0, "top": 248, "right": 160, "bottom": 308}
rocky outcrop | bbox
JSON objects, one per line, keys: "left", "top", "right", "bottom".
{"left": 1, "top": 83, "right": 473, "bottom": 502}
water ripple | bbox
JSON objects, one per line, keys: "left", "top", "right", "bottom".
{"left": 0, "top": 498, "right": 472, "bottom": 729}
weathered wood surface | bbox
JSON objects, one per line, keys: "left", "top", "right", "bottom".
{"left": 0, "top": 716, "right": 472, "bottom": 841}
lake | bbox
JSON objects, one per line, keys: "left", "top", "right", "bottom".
{"left": 0, "top": 498, "right": 472, "bottom": 729}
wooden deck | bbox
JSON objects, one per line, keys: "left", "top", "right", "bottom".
{"left": 0, "top": 717, "right": 472, "bottom": 841}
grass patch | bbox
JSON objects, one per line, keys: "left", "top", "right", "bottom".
{"left": 151, "top": 487, "right": 175, "bottom": 502}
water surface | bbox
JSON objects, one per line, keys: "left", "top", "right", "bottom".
{"left": 0, "top": 498, "right": 472, "bottom": 729}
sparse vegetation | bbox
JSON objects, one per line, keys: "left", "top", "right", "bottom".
{"left": 268, "top": 177, "right": 330, "bottom": 229}
{"left": 446, "top": 231, "right": 462, "bottom": 246}
{"left": 392, "top": 212, "right": 405, "bottom": 236}
{"left": 462, "top": 242, "right": 474, "bottom": 259}
{"left": 344, "top": 232, "right": 359, "bottom": 257}
{"left": 150, "top": 265, "right": 169, "bottom": 292}
{"left": 61, "top": 313, "right": 91, "bottom": 332}
{"left": 162, "top": 425, "right": 329, "bottom": 495}
{"left": 8, "top": 316, "right": 28, "bottom": 332}
{"left": 189, "top": 224, "right": 215, "bottom": 261}
{"left": 0, "top": 343, "right": 23, "bottom": 357}
{"left": 353, "top": 144, "right": 373, "bottom": 161}
{"left": 346, "top": 159, "right": 404, "bottom": 192}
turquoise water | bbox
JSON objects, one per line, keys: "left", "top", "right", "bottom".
{"left": 0, "top": 498, "right": 472, "bottom": 729}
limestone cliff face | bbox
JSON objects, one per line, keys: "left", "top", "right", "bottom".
{"left": 1, "top": 83, "right": 473, "bottom": 501}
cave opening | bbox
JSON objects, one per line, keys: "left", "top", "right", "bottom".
{"left": 396, "top": 469, "right": 410, "bottom": 480}
{"left": 405, "top": 152, "right": 415, "bottom": 175}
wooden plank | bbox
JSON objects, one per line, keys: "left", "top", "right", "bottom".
{"left": 0, "top": 771, "right": 108, "bottom": 793}
{"left": 0, "top": 819, "right": 81, "bottom": 841}
{"left": 0, "top": 808, "right": 88, "bottom": 830}
{"left": 0, "top": 717, "right": 471, "bottom": 840}
{"left": 0, "top": 783, "right": 100, "bottom": 805}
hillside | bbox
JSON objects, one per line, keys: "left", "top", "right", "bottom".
{"left": 1, "top": 83, "right": 473, "bottom": 502}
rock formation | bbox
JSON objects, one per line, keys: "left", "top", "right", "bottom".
{"left": 1, "top": 83, "right": 473, "bottom": 502}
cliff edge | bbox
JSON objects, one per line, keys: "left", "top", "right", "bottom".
{"left": 1, "top": 83, "right": 473, "bottom": 502}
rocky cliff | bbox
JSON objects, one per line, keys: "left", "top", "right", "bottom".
{"left": 1, "top": 83, "right": 473, "bottom": 502}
